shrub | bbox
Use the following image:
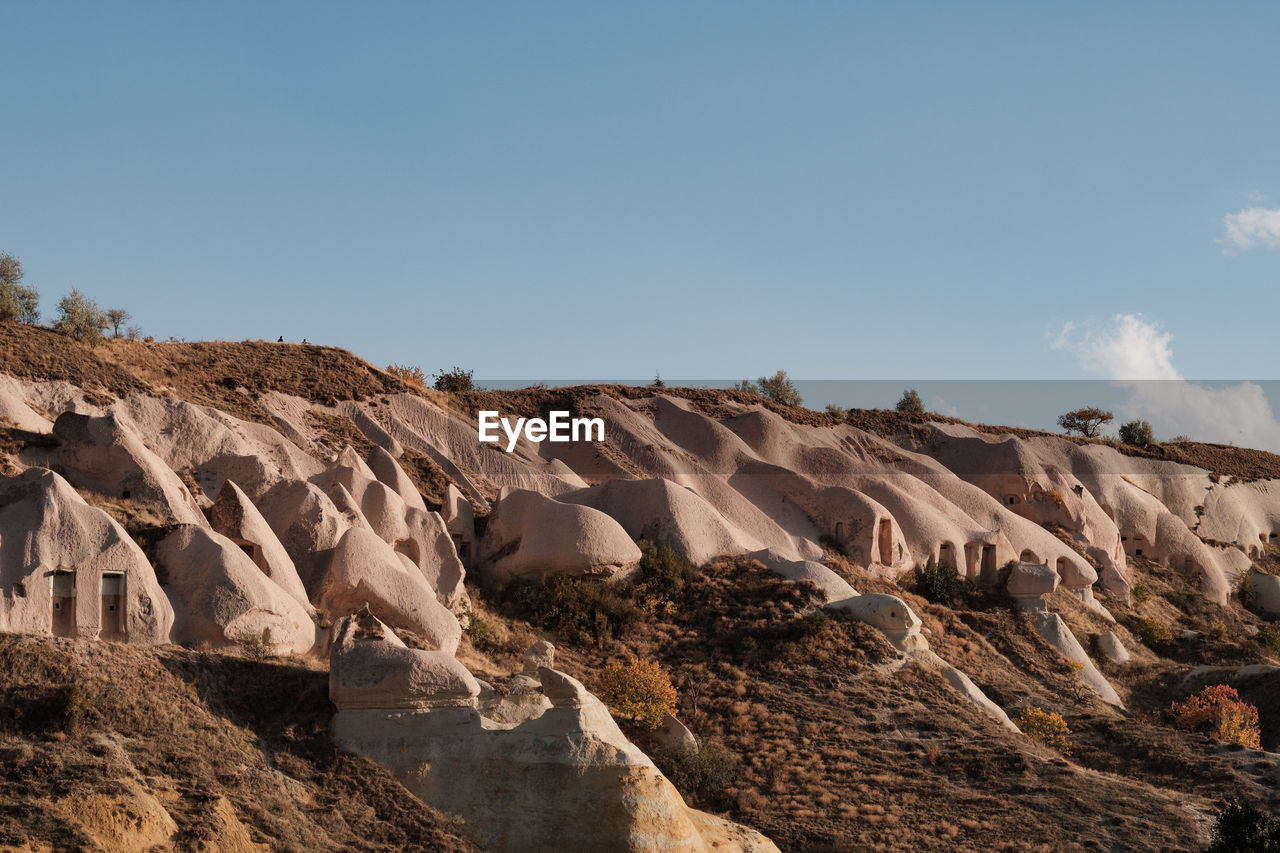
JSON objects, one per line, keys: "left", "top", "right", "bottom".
{"left": 1238, "top": 572, "right": 1259, "bottom": 611}
{"left": 432, "top": 366, "right": 475, "bottom": 392}
{"left": 651, "top": 745, "right": 740, "bottom": 810}
{"left": 0, "top": 253, "right": 39, "bottom": 323}
{"left": 234, "top": 628, "right": 276, "bottom": 662}
{"left": 895, "top": 388, "right": 924, "bottom": 413}
{"left": 504, "top": 575, "right": 638, "bottom": 646}
{"left": 732, "top": 379, "right": 760, "bottom": 395}
{"left": 1208, "top": 797, "right": 1280, "bottom": 853}
{"left": 1013, "top": 706, "right": 1071, "bottom": 754}
{"left": 55, "top": 289, "right": 109, "bottom": 340}
{"left": 596, "top": 657, "right": 678, "bottom": 731}
{"left": 1133, "top": 617, "right": 1172, "bottom": 648}
{"left": 1056, "top": 407, "right": 1113, "bottom": 438}
{"left": 825, "top": 403, "right": 849, "bottom": 419}
{"left": 1257, "top": 624, "right": 1280, "bottom": 654}
{"left": 387, "top": 364, "right": 427, "bottom": 388}
{"left": 1131, "top": 581, "right": 1151, "bottom": 604}
{"left": 652, "top": 373, "right": 665, "bottom": 387}
{"left": 106, "top": 308, "right": 131, "bottom": 338}
{"left": 462, "top": 604, "right": 499, "bottom": 654}
{"left": 631, "top": 540, "right": 695, "bottom": 617}
{"left": 1118, "top": 419, "right": 1154, "bottom": 447}
{"left": 756, "top": 370, "right": 802, "bottom": 406}
{"left": 1169, "top": 684, "right": 1260, "bottom": 748}
{"left": 913, "top": 559, "right": 962, "bottom": 605}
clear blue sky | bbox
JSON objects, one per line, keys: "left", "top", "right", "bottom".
{"left": 2, "top": 1, "right": 1278, "bottom": 383}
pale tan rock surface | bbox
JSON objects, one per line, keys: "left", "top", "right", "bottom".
{"left": 207, "top": 480, "right": 313, "bottom": 613}
{"left": 318, "top": 527, "right": 461, "bottom": 653}
{"left": 479, "top": 488, "right": 642, "bottom": 585}
{"left": 51, "top": 411, "right": 206, "bottom": 526}
{"left": 156, "top": 525, "right": 315, "bottom": 654}
{"left": 328, "top": 612, "right": 779, "bottom": 853}
{"left": 0, "top": 468, "right": 173, "bottom": 643}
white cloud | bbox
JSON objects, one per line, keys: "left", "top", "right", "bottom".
{"left": 1050, "top": 313, "right": 1179, "bottom": 380}
{"left": 1052, "top": 313, "right": 1280, "bottom": 451}
{"left": 1222, "top": 206, "right": 1280, "bottom": 252}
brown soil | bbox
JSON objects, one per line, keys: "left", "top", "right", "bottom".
{"left": 0, "top": 634, "right": 480, "bottom": 852}
{"left": 473, "top": 558, "right": 1280, "bottom": 853}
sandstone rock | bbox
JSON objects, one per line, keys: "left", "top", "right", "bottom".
{"left": 317, "top": 527, "right": 461, "bottom": 654}
{"left": 749, "top": 549, "right": 857, "bottom": 602}
{"left": 654, "top": 713, "right": 699, "bottom": 751}
{"left": 330, "top": 607, "right": 478, "bottom": 710}
{"left": 0, "top": 468, "right": 173, "bottom": 644}
{"left": 51, "top": 411, "right": 205, "bottom": 526}
{"left": 479, "top": 488, "right": 642, "bottom": 585}
{"left": 1249, "top": 569, "right": 1280, "bottom": 616}
{"left": 332, "top": 662, "right": 779, "bottom": 853}
{"left": 522, "top": 640, "right": 555, "bottom": 674}
{"left": 1008, "top": 562, "right": 1059, "bottom": 605}
{"left": 367, "top": 445, "right": 427, "bottom": 511}
{"left": 1032, "top": 611, "right": 1123, "bottom": 706}
{"left": 207, "top": 480, "right": 313, "bottom": 613}
{"left": 562, "top": 477, "right": 763, "bottom": 566}
{"left": 156, "top": 525, "right": 315, "bottom": 654}
{"left": 1096, "top": 631, "right": 1131, "bottom": 664}
{"left": 827, "top": 593, "right": 922, "bottom": 645}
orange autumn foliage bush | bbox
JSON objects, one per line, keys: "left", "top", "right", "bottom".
{"left": 1168, "top": 684, "right": 1260, "bottom": 748}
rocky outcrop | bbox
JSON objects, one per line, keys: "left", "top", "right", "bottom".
{"left": 479, "top": 488, "right": 642, "bottom": 585}
{"left": 156, "top": 525, "right": 316, "bottom": 654}
{"left": 0, "top": 468, "right": 173, "bottom": 644}
{"left": 207, "top": 480, "right": 313, "bottom": 613}
{"left": 328, "top": 612, "right": 779, "bottom": 853}
{"left": 51, "top": 411, "right": 206, "bottom": 526}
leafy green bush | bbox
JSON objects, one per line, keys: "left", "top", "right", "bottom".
{"left": 631, "top": 540, "right": 696, "bottom": 616}
{"left": 757, "top": 370, "right": 802, "bottom": 406}
{"left": 462, "top": 605, "right": 499, "bottom": 654}
{"left": 1238, "top": 572, "right": 1260, "bottom": 611}
{"left": 1209, "top": 797, "right": 1280, "bottom": 853}
{"left": 914, "top": 559, "right": 962, "bottom": 605}
{"left": 0, "top": 253, "right": 39, "bottom": 323}
{"left": 895, "top": 388, "right": 924, "bottom": 413}
{"left": 1257, "top": 624, "right": 1280, "bottom": 654}
{"left": 1131, "top": 581, "right": 1151, "bottom": 604}
{"left": 651, "top": 745, "right": 741, "bottom": 810}
{"left": 432, "top": 366, "right": 475, "bottom": 392}
{"left": 1118, "top": 419, "right": 1154, "bottom": 446}
{"left": 55, "top": 288, "right": 108, "bottom": 340}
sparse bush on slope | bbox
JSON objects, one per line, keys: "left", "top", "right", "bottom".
{"left": 55, "top": 289, "right": 108, "bottom": 340}
{"left": 0, "top": 253, "right": 40, "bottom": 324}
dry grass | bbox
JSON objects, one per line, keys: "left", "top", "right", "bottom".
{"left": 0, "top": 635, "right": 480, "bottom": 852}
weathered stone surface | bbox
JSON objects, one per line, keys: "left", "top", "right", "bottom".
{"left": 0, "top": 468, "right": 173, "bottom": 644}
{"left": 479, "top": 488, "right": 642, "bottom": 585}
{"left": 827, "top": 593, "right": 922, "bottom": 644}
{"left": 51, "top": 411, "right": 205, "bottom": 526}
{"left": 156, "top": 525, "right": 315, "bottom": 654}
{"left": 1008, "top": 562, "right": 1060, "bottom": 603}
{"left": 317, "top": 526, "right": 462, "bottom": 654}
{"left": 1096, "top": 631, "right": 1131, "bottom": 664}
{"left": 330, "top": 607, "right": 478, "bottom": 710}
{"left": 207, "top": 480, "right": 313, "bottom": 613}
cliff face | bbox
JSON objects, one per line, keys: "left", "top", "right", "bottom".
{"left": 2, "top": 326, "right": 1280, "bottom": 850}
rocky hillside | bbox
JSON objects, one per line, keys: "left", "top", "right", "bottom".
{"left": 2, "top": 323, "right": 1279, "bottom": 851}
